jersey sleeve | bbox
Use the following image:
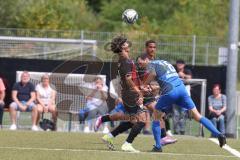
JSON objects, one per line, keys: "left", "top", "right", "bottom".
{"left": 222, "top": 95, "right": 227, "bottom": 107}
{"left": 29, "top": 82, "right": 35, "bottom": 92}
{"left": 208, "top": 96, "right": 213, "bottom": 107}
{"left": 12, "top": 82, "right": 19, "bottom": 91}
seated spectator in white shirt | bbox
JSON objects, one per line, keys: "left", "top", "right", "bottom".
{"left": 36, "top": 74, "right": 57, "bottom": 130}
{"left": 83, "top": 77, "right": 109, "bottom": 133}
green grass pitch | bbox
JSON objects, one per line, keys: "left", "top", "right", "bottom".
{"left": 0, "top": 131, "right": 239, "bottom": 160}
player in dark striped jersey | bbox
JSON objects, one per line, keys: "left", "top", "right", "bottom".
{"left": 99, "top": 36, "right": 148, "bottom": 153}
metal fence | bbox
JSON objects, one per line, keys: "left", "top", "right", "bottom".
{"left": 0, "top": 28, "right": 227, "bottom": 65}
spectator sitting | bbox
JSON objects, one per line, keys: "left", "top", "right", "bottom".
{"left": 36, "top": 74, "right": 57, "bottom": 131}
{"left": 83, "top": 77, "right": 109, "bottom": 133}
{"left": 9, "top": 71, "right": 38, "bottom": 131}
{"left": 208, "top": 84, "right": 226, "bottom": 137}
{"left": 0, "top": 77, "right": 6, "bottom": 129}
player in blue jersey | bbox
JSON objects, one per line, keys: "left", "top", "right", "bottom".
{"left": 136, "top": 41, "right": 177, "bottom": 146}
{"left": 139, "top": 57, "right": 226, "bottom": 152}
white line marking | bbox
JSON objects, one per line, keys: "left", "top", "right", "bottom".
{"left": 0, "top": 146, "right": 236, "bottom": 158}
{"left": 209, "top": 138, "right": 240, "bottom": 158}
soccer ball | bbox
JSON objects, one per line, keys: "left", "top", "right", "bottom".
{"left": 122, "top": 9, "right": 138, "bottom": 24}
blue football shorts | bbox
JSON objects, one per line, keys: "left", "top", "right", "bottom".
{"left": 155, "top": 83, "right": 195, "bottom": 113}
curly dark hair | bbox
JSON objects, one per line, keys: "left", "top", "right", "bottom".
{"left": 110, "top": 36, "right": 132, "bottom": 54}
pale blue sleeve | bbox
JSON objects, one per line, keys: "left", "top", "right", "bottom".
{"left": 222, "top": 95, "right": 227, "bottom": 107}
{"left": 208, "top": 96, "right": 213, "bottom": 106}
{"left": 146, "top": 62, "right": 156, "bottom": 74}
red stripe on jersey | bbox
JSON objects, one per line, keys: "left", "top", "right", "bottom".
{"left": 130, "top": 60, "right": 141, "bottom": 87}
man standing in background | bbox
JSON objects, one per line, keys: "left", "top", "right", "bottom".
{"left": 173, "top": 59, "right": 192, "bottom": 135}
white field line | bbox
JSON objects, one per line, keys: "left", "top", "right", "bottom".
{"left": 0, "top": 146, "right": 236, "bottom": 158}
{"left": 209, "top": 138, "right": 240, "bottom": 158}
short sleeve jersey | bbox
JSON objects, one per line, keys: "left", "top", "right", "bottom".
{"left": 147, "top": 60, "right": 183, "bottom": 94}
{"left": 118, "top": 58, "right": 140, "bottom": 91}
{"left": 12, "top": 82, "right": 35, "bottom": 101}
{"left": 118, "top": 58, "right": 141, "bottom": 112}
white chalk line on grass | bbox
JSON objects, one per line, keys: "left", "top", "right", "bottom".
{"left": 209, "top": 138, "right": 240, "bottom": 158}
{"left": 0, "top": 146, "right": 236, "bottom": 158}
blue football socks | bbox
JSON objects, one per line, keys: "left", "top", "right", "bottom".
{"left": 152, "top": 120, "right": 161, "bottom": 149}
{"left": 200, "top": 117, "right": 221, "bottom": 137}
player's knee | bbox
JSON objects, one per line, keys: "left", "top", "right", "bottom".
{"left": 110, "top": 112, "right": 124, "bottom": 121}
{"left": 138, "top": 122, "right": 145, "bottom": 128}
{"left": 190, "top": 108, "right": 202, "bottom": 121}
{"left": 153, "top": 110, "right": 164, "bottom": 121}
{"left": 134, "top": 122, "right": 145, "bottom": 134}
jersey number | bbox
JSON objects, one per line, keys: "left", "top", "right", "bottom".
{"left": 162, "top": 61, "right": 176, "bottom": 74}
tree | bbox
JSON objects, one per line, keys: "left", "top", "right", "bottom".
{"left": 161, "top": 0, "right": 229, "bottom": 37}
{"left": 0, "top": 0, "right": 99, "bottom": 30}
{"left": 0, "top": 0, "right": 22, "bottom": 28}
{"left": 85, "top": 0, "right": 109, "bottom": 13}
{"left": 99, "top": 0, "right": 229, "bottom": 37}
